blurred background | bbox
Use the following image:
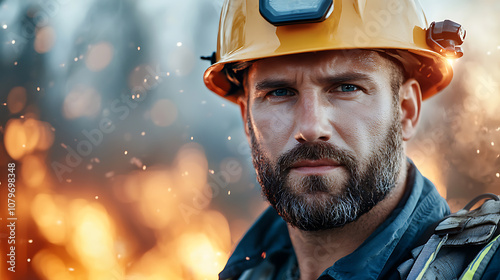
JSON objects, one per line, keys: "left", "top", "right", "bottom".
{"left": 0, "top": 0, "right": 499, "bottom": 279}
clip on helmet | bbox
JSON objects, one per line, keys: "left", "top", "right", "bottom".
{"left": 203, "top": 0, "right": 466, "bottom": 103}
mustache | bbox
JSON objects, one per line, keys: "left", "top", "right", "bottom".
{"left": 276, "top": 142, "right": 356, "bottom": 174}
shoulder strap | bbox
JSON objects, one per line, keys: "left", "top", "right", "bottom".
{"left": 459, "top": 234, "right": 500, "bottom": 280}
{"left": 406, "top": 194, "right": 500, "bottom": 280}
{"left": 406, "top": 234, "right": 449, "bottom": 280}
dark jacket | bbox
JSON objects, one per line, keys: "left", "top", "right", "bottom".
{"left": 219, "top": 162, "right": 500, "bottom": 279}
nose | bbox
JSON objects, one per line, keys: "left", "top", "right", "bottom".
{"left": 294, "top": 94, "right": 332, "bottom": 143}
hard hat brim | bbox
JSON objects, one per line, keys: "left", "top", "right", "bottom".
{"left": 203, "top": 47, "right": 453, "bottom": 103}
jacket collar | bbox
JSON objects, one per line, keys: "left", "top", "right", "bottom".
{"left": 219, "top": 205, "right": 294, "bottom": 279}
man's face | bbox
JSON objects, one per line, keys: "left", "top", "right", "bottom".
{"left": 242, "top": 50, "right": 406, "bottom": 231}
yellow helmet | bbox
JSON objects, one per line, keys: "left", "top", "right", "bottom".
{"left": 203, "top": 0, "right": 466, "bottom": 102}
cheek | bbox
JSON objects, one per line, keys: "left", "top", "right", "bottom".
{"left": 250, "top": 106, "right": 295, "bottom": 159}
{"left": 336, "top": 99, "right": 394, "bottom": 158}
{"left": 364, "top": 107, "right": 394, "bottom": 141}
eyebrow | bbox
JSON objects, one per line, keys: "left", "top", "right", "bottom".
{"left": 254, "top": 72, "right": 377, "bottom": 91}
{"left": 255, "top": 80, "right": 293, "bottom": 91}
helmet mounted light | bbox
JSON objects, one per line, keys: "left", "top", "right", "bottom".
{"left": 426, "top": 20, "right": 466, "bottom": 58}
{"left": 259, "top": 0, "right": 333, "bottom": 26}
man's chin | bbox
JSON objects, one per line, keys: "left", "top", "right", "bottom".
{"left": 301, "top": 192, "right": 334, "bottom": 202}
{"left": 285, "top": 174, "right": 348, "bottom": 196}
{"left": 271, "top": 192, "right": 347, "bottom": 230}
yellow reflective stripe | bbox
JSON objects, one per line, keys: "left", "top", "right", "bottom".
{"left": 416, "top": 235, "right": 448, "bottom": 280}
{"left": 461, "top": 234, "right": 500, "bottom": 280}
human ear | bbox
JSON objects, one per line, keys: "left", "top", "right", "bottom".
{"left": 399, "top": 78, "right": 422, "bottom": 141}
{"left": 237, "top": 95, "right": 250, "bottom": 138}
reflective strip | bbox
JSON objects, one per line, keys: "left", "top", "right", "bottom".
{"left": 461, "top": 234, "right": 500, "bottom": 280}
{"left": 415, "top": 235, "right": 449, "bottom": 280}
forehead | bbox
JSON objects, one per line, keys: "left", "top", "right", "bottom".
{"left": 247, "top": 50, "right": 393, "bottom": 84}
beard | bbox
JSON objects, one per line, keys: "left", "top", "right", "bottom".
{"left": 248, "top": 105, "right": 404, "bottom": 231}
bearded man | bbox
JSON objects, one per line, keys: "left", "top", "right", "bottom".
{"left": 202, "top": 0, "right": 500, "bottom": 279}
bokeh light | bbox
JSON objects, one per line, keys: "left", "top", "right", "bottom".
{"left": 85, "top": 42, "right": 114, "bottom": 72}
{"left": 7, "top": 86, "right": 27, "bottom": 114}
{"left": 32, "top": 250, "right": 74, "bottom": 280}
{"left": 63, "top": 85, "right": 102, "bottom": 119}
{"left": 4, "top": 119, "right": 28, "bottom": 160}
{"left": 21, "top": 154, "right": 47, "bottom": 188}
{"left": 69, "top": 201, "right": 118, "bottom": 272}
{"left": 150, "top": 99, "right": 177, "bottom": 127}
{"left": 31, "top": 194, "right": 67, "bottom": 245}
{"left": 34, "top": 26, "right": 56, "bottom": 54}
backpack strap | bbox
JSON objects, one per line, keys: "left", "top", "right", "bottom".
{"left": 406, "top": 234, "right": 449, "bottom": 280}
{"left": 459, "top": 234, "right": 500, "bottom": 280}
{"left": 406, "top": 194, "right": 500, "bottom": 280}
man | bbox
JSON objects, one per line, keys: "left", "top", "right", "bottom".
{"left": 202, "top": 0, "right": 500, "bottom": 279}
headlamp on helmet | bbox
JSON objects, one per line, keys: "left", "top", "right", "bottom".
{"left": 426, "top": 20, "right": 466, "bottom": 59}
{"left": 259, "top": 0, "right": 333, "bottom": 26}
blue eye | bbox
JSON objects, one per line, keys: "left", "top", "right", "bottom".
{"left": 340, "top": 84, "right": 358, "bottom": 92}
{"left": 268, "top": 88, "right": 294, "bottom": 97}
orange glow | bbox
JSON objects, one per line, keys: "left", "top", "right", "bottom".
{"left": 22, "top": 119, "right": 247, "bottom": 280}
{"left": 32, "top": 249, "right": 74, "bottom": 280}
{"left": 175, "top": 142, "right": 208, "bottom": 192}
{"left": 116, "top": 174, "right": 141, "bottom": 203}
{"left": 21, "top": 154, "right": 47, "bottom": 188}
{"left": 35, "top": 121, "right": 55, "bottom": 151}
{"left": 34, "top": 26, "right": 56, "bottom": 54}
{"left": 138, "top": 170, "right": 178, "bottom": 229}
{"left": 24, "top": 167, "right": 236, "bottom": 280}
{"left": 4, "top": 119, "right": 28, "bottom": 160}
{"left": 23, "top": 118, "right": 42, "bottom": 152}
{"left": 69, "top": 201, "right": 118, "bottom": 271}
{"left": 7, "top": 86, "right": 27, "bottom": 114}
{"left": 31, "top": 194, "right": 67, "bottom": 245}
{"left": 413, "top": 159, "right": 447, "bottom": 198}
{"left": 4, "top": 118, "right": 55, "bottom": 160}
{"left": 129, "top": 247, "right": 183, "bottom": 279}
{"left": 196, "top": 210, "right": 231, "bottom": 252}
{"left": 177, "top": 233, "right": 226, "bottom": 277}
{"left": 174, "top": 211, "right": 231, "bottom": 279}
{"left": 85, "top": 42, "right": 114, "bottom": 71}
